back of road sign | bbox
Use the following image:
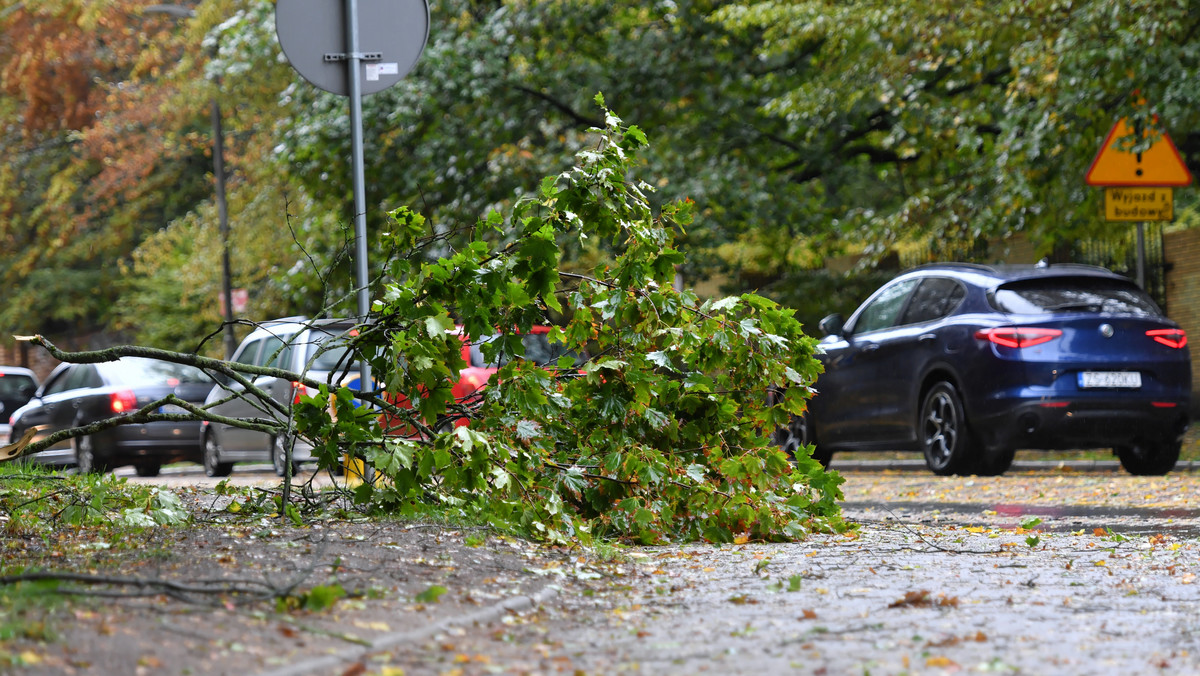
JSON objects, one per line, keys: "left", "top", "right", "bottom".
{"left": 1085, "top": 118, "right": 1192, "bottom": 187}
{"left": 276, "top": 0, "right": 429, "bottom": 97}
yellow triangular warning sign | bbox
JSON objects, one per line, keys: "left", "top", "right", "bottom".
{"left": 1086, "top": 118, "right": 1192, "bottom": 187}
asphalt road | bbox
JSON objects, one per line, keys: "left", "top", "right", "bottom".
{"left": 372, "top": 467, "right": 1200, "bottom": 676}
{"left": 113, "top": 461, "right": 1200, "bottom": 675}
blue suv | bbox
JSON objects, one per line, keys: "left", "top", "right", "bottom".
{"left": 777, "top": 263, "right": 1191, "bottom": 476}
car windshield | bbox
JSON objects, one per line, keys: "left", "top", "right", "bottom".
{"left": 470, "top": 333, "right": 585, "bottom": 368}
{"left": 101, "top": 358, "right": 213, "bottom": 386}
{"left": 991, "top": 278, "right": 1162, "bottom": 317}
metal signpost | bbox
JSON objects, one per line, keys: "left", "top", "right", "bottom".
{"left": 1085, "top": 117, "right": 1193, "bottom": 288}
{"left": 276, "top": 0, "right": 429, "bottom": 395}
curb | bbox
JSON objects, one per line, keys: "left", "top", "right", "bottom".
{"left": 261, "top": 584, "right": 561, "bottom": 676}
{"left": 830, "top": 459, "right": 1200, "bottom": 473}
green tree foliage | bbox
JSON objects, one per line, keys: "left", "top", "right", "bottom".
{"left": 6, "top": 0, "right": 1200, "bottom": 350}
{"left": 295, "top": 103, "right": 842, "bottom": 543}
{"left": 271, "top": 0, "right": 823, "bottom": 289}
{"left": 717, "top": 0, "right": 1200, "bottom": 260}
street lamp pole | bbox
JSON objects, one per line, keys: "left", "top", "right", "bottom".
{"left": 211, "top": 97, "right": 237, "bottom": 359}
{"left": 144, "top": 4, "right": 237, "bottom": 358}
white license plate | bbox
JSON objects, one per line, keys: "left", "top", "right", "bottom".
{"left": 1078, "top": 371, "right": 1142, "bottom": 389}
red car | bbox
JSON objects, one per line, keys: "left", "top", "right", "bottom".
{"left": 378, "top": 325, "right": 584, "bottom": 435}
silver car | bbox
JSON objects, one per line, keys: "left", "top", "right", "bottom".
{"left": 202, "top": 317, "right": 361, "bottom": 477}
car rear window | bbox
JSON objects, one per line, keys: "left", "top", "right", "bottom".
{"left": 104, "top": 358, "right": 214, "bottom": 386}
{"left": 301, "top": 327, "right": 360, "bottom": 373}
{"left": 990, "top": 277, "right": 1162, "bottom": 317}
{"left": 0, "top": 374, "right": 35, "bottom": 397}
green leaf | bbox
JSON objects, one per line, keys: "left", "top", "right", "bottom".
{"left": 424, "top": 315, "right": 456, "bottom": 339}
{"left": 415, "top": 585, "right": 448, "bottom": 604}
{"left": 303, "top": 584, "right": 346, "bottom": 612}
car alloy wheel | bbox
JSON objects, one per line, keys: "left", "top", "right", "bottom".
{"left": 920, "top": 382, "right": 972, "bottom": 476}
{"left": 203, "top": 432, "right": 233, "bottom": 478}
{"left": 272, "top": 434, "right": 301, "bottom": 478}
{"left": 73, "top": 435, "right": 101, "bottom": 474}
{"left": 774, "top": 412, "right": 832, "bottom": 467}
{"left": 775, "top": 413, "right": 808, "bottom": 458}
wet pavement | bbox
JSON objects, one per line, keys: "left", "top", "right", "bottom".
{"left": 371, "top": 467, "right": 1200, "bottom": 676}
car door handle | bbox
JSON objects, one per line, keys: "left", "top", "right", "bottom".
{"left": 918, "top": 333, "right": 937, "bottom": 343}
{"left": 861, "top": 343, "right": 880, "bottom": 353}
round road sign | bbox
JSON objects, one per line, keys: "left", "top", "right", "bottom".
{"left": 276, "top": 0, "right": 429, "bottom": 96}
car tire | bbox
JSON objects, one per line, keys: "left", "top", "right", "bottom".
{"left": 920, "top": 382, "right": 974, "bottom": 476}
{"left": 1116, "top": 440, "right": 1180, "bottom": 476}
{"left": 134, "top": 463, "right": 162, "bottom": 478}
{"left": 272, "top": 434, "right": 302, "bottom": 478}
{"left": 203, "top": 432, "right": 234, "bottom": 478}
{"left": 774, "top": 412, "right": 832, "bottom": 468}
{"left": 73, "top": 435, "right": 105, "bottom": 474}
{"left": 971, "top": 447, "right": 1015, "bottom": 477}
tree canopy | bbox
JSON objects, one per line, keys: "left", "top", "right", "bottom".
{"left": 2, "top": 0, "right": 1199, "bottom": 349}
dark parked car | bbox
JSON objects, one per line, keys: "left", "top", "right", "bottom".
{"left": 10, "top": 357, "right": 215, "bottom": 476}
{"left": 0, "top": 366, "right": 38, "bottom": 445}
{"left": 776, "top": 263, "right": 1191, "bottom": 476}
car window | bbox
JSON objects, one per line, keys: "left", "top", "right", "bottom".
{"left": 233, "top": 339, "right": 263, "bottom": 367}
{"left": 302, "top": 330, "right": 358, "bottom": 373}
{"left": 257, "top": 335, "right": 290, "bottom": 369}
{"left": 99, "top": 359, "right": 213, "bottom": 386}
{"left": 850, "top": 278, "right": 921, "bottom": 334}
{"left": 71, "top": 366, "right": 103, "bottom": 390}
{"left": 991, "top": 278, "right": 1162, "bottom": 317}
{"left": 900, "top": 278, "right": 966, "bottom": 325}
{"left": 42, "top": 367, "right": 75, "bottom": 396}
{"left": 0, "top": 374, "right": 35, "bottom": 398}
{"left": 470, "top": 333, "right": 585, "bottom": 368}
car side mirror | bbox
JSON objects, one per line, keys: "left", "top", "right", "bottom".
{"left": 819, "top": 313, "right": 845, "bottom": 337}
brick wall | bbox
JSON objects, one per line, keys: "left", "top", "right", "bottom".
{"left": 1163, "top": 229, "right": 1200, "bottom": 405}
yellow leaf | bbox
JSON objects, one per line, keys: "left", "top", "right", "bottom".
{"left": 353, "top": 621, "right": 391, "bottom": 632}
{"left": 734, "top": 534, "right": 750, "bottom": 545}
{"left": 1094, "top": 560, "right": 1107, "bottom": 567}
{"left": 19, "top": 652, "right": 42, "bottom": 665}
{"left": 965, "top": 526, "right": 986, "bottom": 533}
{"left": 926, "top": 656, "right": 958, "bottom": 667}
{"left": 381, "top": 668, "right": 406, "bottom": 676}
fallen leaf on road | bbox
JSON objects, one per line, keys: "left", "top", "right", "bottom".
{"left": 889, "top": 590, "right": 959, "bottom": 609}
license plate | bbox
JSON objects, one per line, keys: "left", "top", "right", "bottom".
{"left": 1078, "top": 371, "right": 1142, "bottom": 389}
{"left": 158, "top": 404, "right": 189, "bottom": 414}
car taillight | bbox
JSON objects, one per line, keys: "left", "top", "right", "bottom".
{"left": 110, "top": 390, "right": 138, "bottom": 414}
{"left": 1146, "top": 328, "right": 1187, "bottom": 349}
{"left": 975, "top": 327, "right": 1063, "bottom": 348}
{"left": 292, "top": 381, "right": 306, "bottom": 405}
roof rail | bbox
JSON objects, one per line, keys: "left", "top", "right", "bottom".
{"left": 906, "top": 262, "right": 999, "bottom": 274}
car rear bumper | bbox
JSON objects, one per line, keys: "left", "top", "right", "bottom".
{"left": 973, "top": 398, "right": 1189, "bottom": 451}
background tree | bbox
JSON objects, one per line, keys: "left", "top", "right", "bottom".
{"left": 4, "top": 0, "right": 1200, "bottom": 352}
